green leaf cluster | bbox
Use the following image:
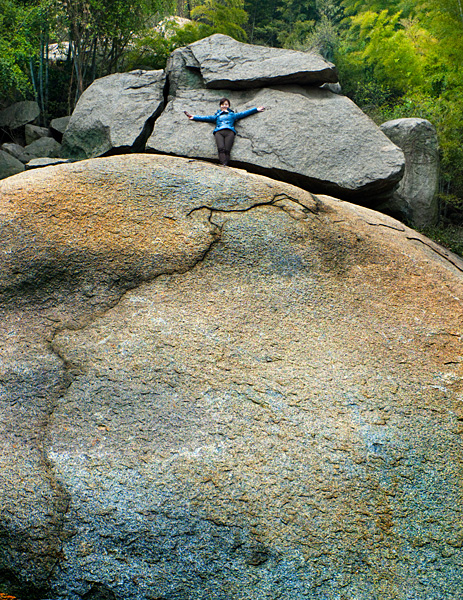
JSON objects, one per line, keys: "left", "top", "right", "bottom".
{"left": 126, "top": 0, "right": 249, "bottom": 71}
{"left": 244, "top": 0, "right": 318, "bottom": 47}
{"left": 0, "top": 0, "right": 45, "bottom": 99}
{"left": 125, "top": 19, "right": 206, "bottom": 70}
{"left": 335, "top": 0, "right": 463, "bottom": 219}
{"left": 191, "top": 0, "right": 248, "bottom": 41}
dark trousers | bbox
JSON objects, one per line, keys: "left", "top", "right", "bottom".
{"left": 214, "top": 129, "right": 235, "bottom": 165}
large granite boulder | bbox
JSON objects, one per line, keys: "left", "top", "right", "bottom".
{"left": 147, "top": 86, "right": 405, "bottom": 200}
{"left": 169, "top": 33, "right": 338, "bottom": 91}
{"left": 380, "top": 118, "right": 439, "bottom": 227}
{"left": 0, "top": 149, "right": 25, "bottom": 179}
{"left": 0, "top": 101, "right": 40, "bottom": 129}
{"left": 61, "top": 70, "right": 166, "bottom": 159}
{"left": 1, "top": 155, "right": 462, "bottom": 600}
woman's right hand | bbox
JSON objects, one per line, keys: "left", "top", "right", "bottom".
{"left": 184, "top": 111, "right": 193, "bottom": 119}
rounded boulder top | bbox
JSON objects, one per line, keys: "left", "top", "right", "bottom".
{"left": 0, "top": 154, "right": 462, "bottom": 600}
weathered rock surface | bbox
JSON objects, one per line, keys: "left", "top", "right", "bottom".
{"left": 60, "top": 70, "right": 166, "bottom": 159}
{"left": 25, "top": 136, "right": 61, "bottom": 158}
{"left": 0, "top": 149, "right": 25, "bottom": 179}
{"left": 380, "top": 118, "right": 439, "bottom": 227}
{"left": 147, "top": 87, "right": 405, "bottom": 199}
{"left": 170, "top": 33, "right": 338, "bottom": 90}
{"left": 0, "top": 100, "right": 40, "bottom": 129}
{"left": 1, "top": 155, "right": 463, "bottom": 600}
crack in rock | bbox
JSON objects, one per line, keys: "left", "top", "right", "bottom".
{"left": 406, "top": 235, "right": 463, "bottom": 273}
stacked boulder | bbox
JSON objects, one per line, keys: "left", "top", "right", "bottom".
{"left": 147, "top": 34, "right": 405, "bottom": 201}
{"left": 0, "top": 101, "right": 70, "bottom": 178}
{"left": 60, "top": 70, "right": 166, "bottom": 159}
{"left": 3, "top": 35, "right": 442, "bottom": 226}
{"left": 58, "top": 34, "right": 405, "bottom": 203}
{"left": 380, "top": 118, "right": 439, "bottom": 227}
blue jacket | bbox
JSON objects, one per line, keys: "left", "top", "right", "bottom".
{"left": 192, "top": 107, "right": 259, "bottom": 133}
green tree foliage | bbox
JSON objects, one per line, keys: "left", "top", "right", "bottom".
{"left": 244, "top": 0, "right": 318, "bottom": 46}
{"left": 302, "top": 0, "right": 344, "bottom": 59}
{"left": 125, "top": 19, "right": 205, "bottom": 70}
{"left": 0, "top": 0, "right": 172, "bottom": 110}
{"left": 340, "top": 10, "right": 432, "bottom": 95}
{"left": 126, "top": 0, "right": 248, "bottom": 72}
{"left": 419, "top": 0, "right": 463, "bottom": 205}
{"left": 336, "top": 0, "right": 463, "bottom": 219}
{"left": 342, "top": 0, "right": 406, "bottom": 14}
{"left": 191, "top": 0, "right": 248, "bottom": 41}
{"left": 244, "top": 0, "right": 279, "bottom": 45}
{"left": 0, "top": 0, "right": 43, "bottom": 100}
{"left": 243, "top": 0, "right": 344, "bottom": 50}
{"left": 62, "top": 0, "right": 171, "bottom": 103}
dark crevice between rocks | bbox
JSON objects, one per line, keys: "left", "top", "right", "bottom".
{"left": 101, "top": 75, "right": 170, "bottom": 158}
{"left": 229, "top": 157, "right": 403, "bottom": 204}
{"left": 205, "top": 69, "right": 338, "bottom": 90}
{"left": 0, "top": 568, "right": 51, "bottom": 600}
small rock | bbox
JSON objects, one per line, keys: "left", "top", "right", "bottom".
{"left": 49, "top": 116, "right": 71, "bottom": 142}
{"left": 380, "top": 118, "right": 439, "bottom": 227}
{"left": 25, "top": 157, "right": 72, "bottom": 169}
{"left": 25, "top": 137, "right": 61, "bottom": 158}
{"left": 25, "top": 124, "right": 50, "bottom": 145}
{"left": 0, "top": 149, "right": 25, "bottom": 178}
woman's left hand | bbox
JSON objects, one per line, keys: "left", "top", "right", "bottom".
{"left": 257, "top": 106, "right": 265, "bottom": 112}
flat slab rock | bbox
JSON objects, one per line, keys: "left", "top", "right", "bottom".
{"left": 176, "top": 33, "right": 338, "bottom": 89}
{"left": 1, "top": 155, "right": 463, "bottom": 600}
{"left": 61, "top": 69, "right": 166, "bottom": 159}
{"left": 147, "top": 87, "right": 405, "bottom": 199}
{"left": 25, "top": 157, "right": 72, "bottom": 169}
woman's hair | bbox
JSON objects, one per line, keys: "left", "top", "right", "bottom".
{"left": 219, "top": 97, "right": 231, "bottom": 106}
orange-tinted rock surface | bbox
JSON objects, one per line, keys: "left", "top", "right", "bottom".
{"left": 0, "top": 155, "right": 462, "bottom": 600}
